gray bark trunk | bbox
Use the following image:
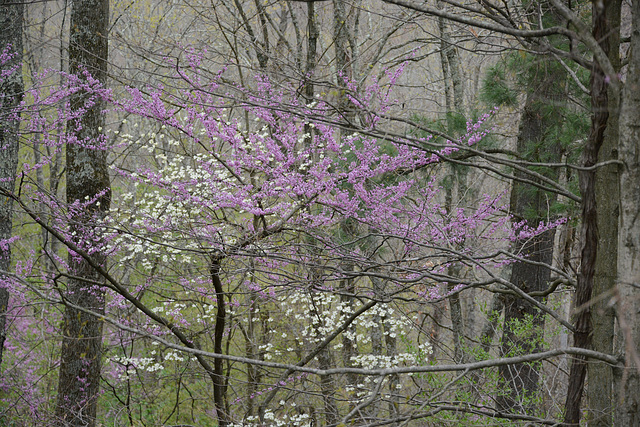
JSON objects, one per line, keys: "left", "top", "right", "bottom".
{"left": 333, "top": 0, "right": 351, "bottom": 82}
{"left": 437, "top": 0, "right": 464, "bottom": 121}
{"left": 311, "top": 290, "right": 339, "bottom": 425}
{"left": 443, "top": 170, "right": 470, "bottom": 366}
{"left": 480, "top": 293, "right": 502, "bottom": 354}
{"left": 383, "top": 315, "right": 399, "bottom": 424}
{"left": 340, "top": 259, "right": 358, "bottom": 408}
{"left": 448, "top": 278, "right": 466, "bottom": 363}
{"left": 333, "top": 0, "right": 355, "bottom": 128}
{"left": 588, "top": 1, "right": 621, "bottom": 425}
{"left": 437, "top": 1, "right": 469, "bottom": 367}
{"left": 498, "top": 59, "right": 564, "bottom": 414}
{"left": 614, "top": 0, "right": 640, "bottom": 423}
{"left": 54, "top": 0, "right": 110, "bottom": 425}
{"left": 438, "top": 12, "right": 453, "bottom": 117}
{"left": 564, "top": 1, "right": 611, "bottom": 423}
{"left": 244, "top": 295, "right": 258, "bottom": 419}
{"left": 0, "top": 0, "right": 23, "bottom": 370}
{"left": 368, "top": 277, "right": 384, "bottom": 419}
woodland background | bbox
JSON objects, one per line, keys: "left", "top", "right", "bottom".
{"left": 1, "top": 0, "right": 639, "bottom": 426}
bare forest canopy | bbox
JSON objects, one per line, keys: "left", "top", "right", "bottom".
{"left": 0, "top": 0, "right": 639, "bottom": 426}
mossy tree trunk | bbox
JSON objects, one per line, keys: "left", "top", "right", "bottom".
{"left": 0, "top": 0, "right": 23, "bottom": 370}
{"left": 54, "top": 0, "right": 110, "bottom": 425}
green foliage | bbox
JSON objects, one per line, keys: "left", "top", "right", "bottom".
{"left": 477, "top": 42, "right": 589, "bottom": 223}
{"left": 480, "top": 65, "right": 518, "bottom": 108}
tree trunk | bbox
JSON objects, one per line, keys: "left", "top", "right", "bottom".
{"left": 448, "top": 277, "right": 466, "bottom": 363}
{"left": 368, "top": 277, "right": 385, "bottom": 419}
{"left": 304, "top": 1, "right": 318, "bottom": 104}
{"left": 333, "top": 0, "right": 355, "bottom": 128}
{"left": 340, "top": 259, "right": 358, "bottom": 408}
{"left": 614, "top": 0, "right": 640, "bottom": 423}
{"left": 498, "top": 231, "right": 555, "bottom": 413}
{"left": 54, "top": 0, "right": 110, "bottom": 425}
{"left": 480, "top": 293, "right": 502, "bottom": 354}
{"left": 244, "top": 293, "right": 258, "bottom": 419}
{"left": 437, "top": 1, "right": 464, "bottom": 118}
{"left": 588, "top": 1, "right": 621, "bottom": 425}
{"left": 564, "top": 1, "right": 611, "bottom": 424}
{"left": 0, "top": 0, "right": 23, "bottom": 370}
{"left": 311, "top": 291, "right": 339, "bottom": 425}
{"left": 383, "top": 314, "right": 399, "bottom": 424}
{"left": 498, "top": 59, "right": 565, "bottom": 414}
{"left": 210, "top": 259, "right": 229, "bottom": 426}
{"left": 437, "top": 1, "right": 471, "bottom": 368}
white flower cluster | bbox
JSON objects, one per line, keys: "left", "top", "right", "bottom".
{"left": 201, "top": 303, "right": 217, "bottom": 320}
{"left": 148, "top": 301, "right": 192, "bottom": 326}
{"left": 164, "top": 350, "right": 185, "bottom": 362}
{"left": 282, "top": 290, "right": 413, "bottom": 348}
{"left": 233, "top": 410, "right": 311, "bottom": 427}
{"left": 349, "top": 351, "right": 425, "bottom": 370}
{"left": 110, "top": 355, "right": 163, "bottom": 379}
{"left": 259, "top": 342, "right": 275, "bottom": 360}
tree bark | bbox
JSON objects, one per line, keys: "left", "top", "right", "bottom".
{"left": 383, "top": 314, "right": 399, "bottom": 424}
{"left": 333, "top": 0, "right": 355, "bottom": 128}
{"left": 498, "top": 59, "right": 565, "bottom": 414}
{"left": 244, "top": 292, "right": 258, "bottom": 419}
{"left": 438, "top": 1, "right": 468, "bottom": 367}
{"left": 340, "top": 259, "right": 358, "bottom": 408}
{"left": 588, "top": 1, "right": 621, "bottom": 425}
{"left": 311, "top": 291, "right": 339, "bottom": 425}
{"left": 443, "top": 173, "right": 467, "bottom": 365}
{"left": 305, "top": 1, "right": 318, "bottom": 104}
{"left": 210, "top": 258, "right": 229, "bottom": 426}
{"left": 437, "top": 1, "right": 464, "bottom": 118}
{"left": 563, "top": 1, "right": 610, "bottom": 424}
{"left": 614, "top": 0, "right": 640, "bottom": 423}
{"left": 0, "top": 0, "right": 23, "bottom": 370}
{"left": 54, "top": 0, "right": 110, "bottom": 425}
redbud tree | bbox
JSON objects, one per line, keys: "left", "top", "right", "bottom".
{"left": 0, "top": 51, "right": 593, "bottom": 426}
